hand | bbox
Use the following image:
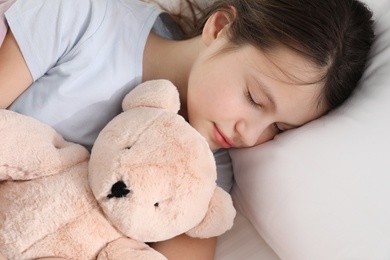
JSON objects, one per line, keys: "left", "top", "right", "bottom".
{"left": 150, "top": 234, "right": 217, "bottom": 260}
{"left": 98, "top": 237, "right": 166, "bottom": 260}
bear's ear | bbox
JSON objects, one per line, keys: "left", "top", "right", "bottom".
{"left": 185, "top": 187, "right": 236, "bottom": 238}
{"left": 122, "top": 80, "right": 180, "bottom": 113}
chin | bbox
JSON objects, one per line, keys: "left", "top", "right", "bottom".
{"left": 203, "top": 138, "right": 215, "bottom": 150}
{"left": 208, "top": 142, "right": 220, "bottom": 151}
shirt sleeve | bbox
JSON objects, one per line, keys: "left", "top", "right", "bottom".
{"left": 214, "top": 148, "right": 234, "bottom": 193}
{"left": 5, "top": 0, "right": 107, "bottom": 80}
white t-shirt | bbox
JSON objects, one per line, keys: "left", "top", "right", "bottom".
{"left": 6, "top": 0, "right": 161, "bottom": 147}
{"left": 5, "top": 0, "right": 234, "bottom": 192}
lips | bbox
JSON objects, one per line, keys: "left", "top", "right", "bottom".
{"left": 213, "top": 124, "right": 234, "bottom": 149}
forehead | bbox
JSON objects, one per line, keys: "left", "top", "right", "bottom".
{"left": 244, "top": 43, "right": 324, "bottom": 86}
{"left": 232, "top": 46, "right": 326, "bottom": 126}
{"left": 244, "top": 44, "right": 327, "bottom": 120}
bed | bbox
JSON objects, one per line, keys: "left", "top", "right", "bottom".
{"left": 1, "top": 0, "right": 389, "bottom": 259}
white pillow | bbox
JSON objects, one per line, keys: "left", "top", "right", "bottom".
{"left": 230, "top": 0, "right": 390, "bottom": 259}
{"left": 215, "top": 211, "right": 280, "bottom": 260}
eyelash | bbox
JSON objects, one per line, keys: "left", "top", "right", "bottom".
{"left": 273, "top": 123, "right": 284, "bottom": 134}
{"left": 245, "top": 90, "right": 262, "bottom": 109}
{"left": 246, "top": 90, "right": 284, "bottom": 134}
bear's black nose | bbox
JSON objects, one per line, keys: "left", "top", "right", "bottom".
{"left": 107, "top": 180, "right": 130, "bottom": 199}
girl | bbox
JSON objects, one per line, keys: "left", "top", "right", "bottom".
{"left": 0, "top": 0, "right": 374, "bottom": 259}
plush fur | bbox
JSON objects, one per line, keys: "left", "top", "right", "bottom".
{"left": 0, "top": 79, "right": 236, "bottom": 260}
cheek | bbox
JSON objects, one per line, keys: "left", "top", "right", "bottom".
{"left": 187, "top": 77, "right": 221, "bottom": 114}
{"left": 186, "top": 83, "right": 213, "bottom": 130}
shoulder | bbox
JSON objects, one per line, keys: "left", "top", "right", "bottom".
{"left": 5, "top": 0, "right": 109, "bottom": 37}
{"left": 111, "top": 0, "right": 163, "bottom": 26}
{"left": 6, "top": 0, "right": 106, "bottom": 16}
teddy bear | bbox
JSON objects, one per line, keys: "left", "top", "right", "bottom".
{"left": 0, "top": 79, "right": 236, "bottom": 260}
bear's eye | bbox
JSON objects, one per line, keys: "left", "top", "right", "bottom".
{"left": 154, "top": 202, "right": 159, "bottom": 207}
{"left": 125, "top": 146, "right": 132, "bottom": 150}
{"left": 107, "top": 181, "right": 130, "bottom": 199}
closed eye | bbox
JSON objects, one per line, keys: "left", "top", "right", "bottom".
{"left": 273, "top": 123, "right": 284, "bottom": 134}
{"left": 245, "top": 90, "right": 262, "bottom": 109}
{"left": 274, "top": 122, "right": 299, "bottom": 134}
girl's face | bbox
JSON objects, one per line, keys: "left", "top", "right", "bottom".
{"left": 186, "top": 35, "right": 325, "bottom": 150}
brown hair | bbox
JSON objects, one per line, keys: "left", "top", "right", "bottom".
{"left": 173, "top": 0, "right": 375, "bottom": 112}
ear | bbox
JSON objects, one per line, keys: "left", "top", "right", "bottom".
{"left": 185, "top": 187, "right": 236, "bottom": 238}
{"left": 122, "top": 79, "right": 180, "bottom": 113}
{"left": 202, "top": 6, "right": 237, "bottom": 46}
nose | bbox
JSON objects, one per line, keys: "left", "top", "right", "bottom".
{"left": 235, "top": 119, "right": 275, "bottom": 147}
{"left": 107, "top": 180, "right": 130, "bottom": 199}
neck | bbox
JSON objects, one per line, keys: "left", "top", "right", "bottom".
{"left": 142, "top": 32, "right": 203, "bottom": 119}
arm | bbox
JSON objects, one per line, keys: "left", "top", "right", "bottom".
{"left": 150, "top": 234, "right": 217, "bottom": 260}
{"left": 98, "top": 238, "right": 167, "bottom": 260}
{"left": 0, "top": 29, "right": 32, "bottom": 109}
